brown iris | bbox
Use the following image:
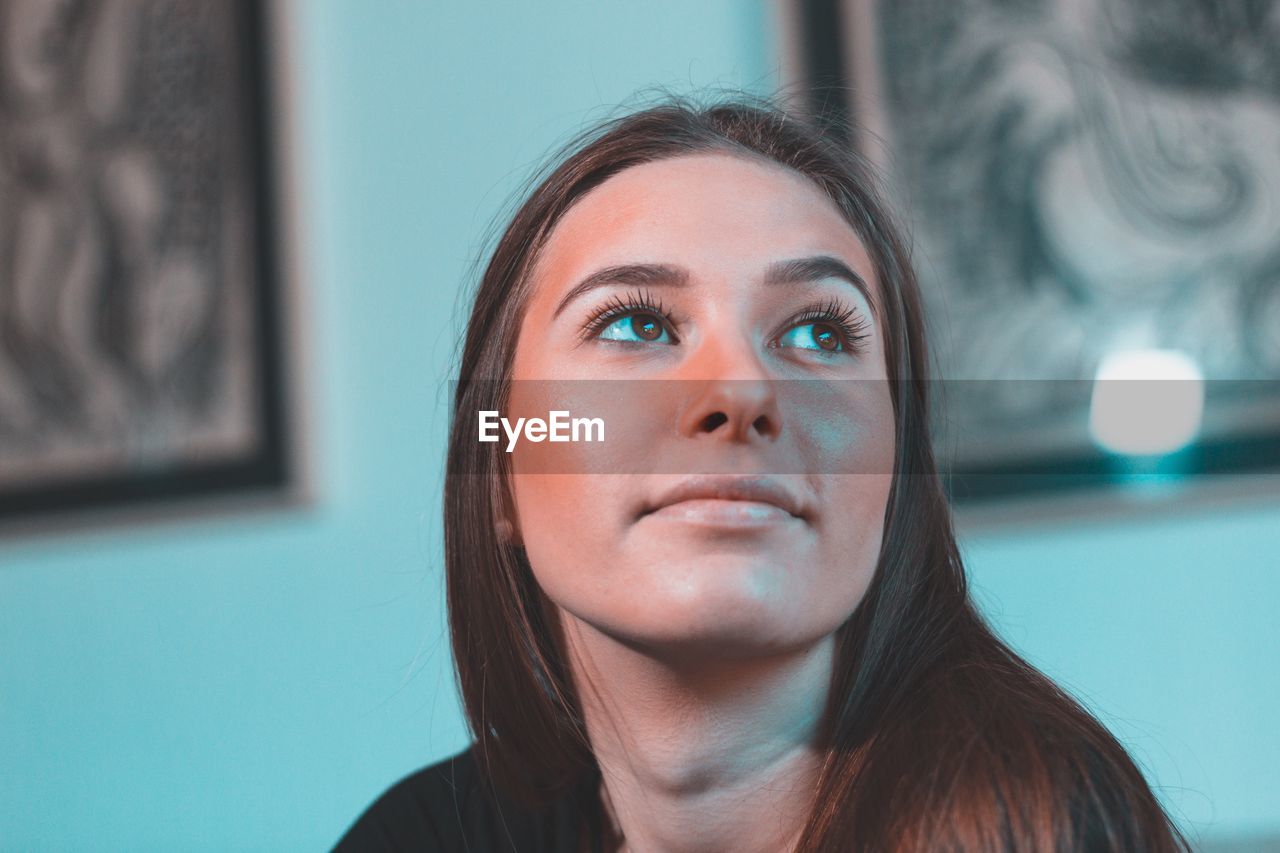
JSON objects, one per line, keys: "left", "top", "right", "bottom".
{"left": 632, "top": 314, "right": 664, "bottom": 341}
{"left": 812, "top": 323, "right": 840, "bottom": 351}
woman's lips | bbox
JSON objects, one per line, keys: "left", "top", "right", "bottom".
{"left": 637, "top": 475, "right": 811, "bottom": 525}
{"left": 642, "top": 498, "right": 799, "bottom": 529}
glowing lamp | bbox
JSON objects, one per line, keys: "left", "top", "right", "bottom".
{"left": 1088, "top": 349, "right": 1204, "bottom": 456}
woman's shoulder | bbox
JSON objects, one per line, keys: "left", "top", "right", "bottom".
{"left": 332, "top": 746, "right": 485, "bottom": 851}
{"left": 331, "top": 744, "right": 586, "bottom": 852}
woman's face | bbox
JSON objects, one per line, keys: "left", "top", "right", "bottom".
{"left": 505, "top": 152, "right": 896, "bottom": 659}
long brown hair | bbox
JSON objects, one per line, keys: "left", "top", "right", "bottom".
{"left": 443, "top": 92, "right": 1191, "bottom": 851}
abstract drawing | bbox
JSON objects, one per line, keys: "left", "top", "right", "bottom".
{"left": 795, "top": 0, "right": 1280, "bottom": 504}
{"left": 0, "top": 0, "right": 292, "bottom": 527}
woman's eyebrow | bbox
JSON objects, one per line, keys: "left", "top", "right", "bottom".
{"left": 551, "top": 263, "right": 687, "bottom": 319}
{"left": 551, "top": 255, "right": 876, "bottom": 321}
{"left": 763, "top": 256, "right": 877, "bottom": 322}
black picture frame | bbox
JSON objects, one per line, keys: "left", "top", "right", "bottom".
{"left": 791, "top": 0, "right": 1280, "bottom": 512}
{"left": 0, "top": 0, "right": 305, "bottom": 533}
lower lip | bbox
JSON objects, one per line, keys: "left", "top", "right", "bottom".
{"left": 642, "top": 499, "right": 800, "bottom": 529}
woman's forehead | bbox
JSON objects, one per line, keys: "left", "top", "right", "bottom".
{"left": 530, "top": 152, "right": 881, "bottom": 304}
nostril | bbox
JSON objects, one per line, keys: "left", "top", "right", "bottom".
{"left": 752, "top": 414, "right": 774, "bottom": 437}
{"left": 699, "top": 412, "right": 729, "bottom": 432}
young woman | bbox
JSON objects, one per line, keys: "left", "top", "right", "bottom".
{"left": 336, "top": 94, "right": 1190, "bottom": 852}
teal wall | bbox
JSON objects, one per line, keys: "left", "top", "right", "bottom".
{"left": 0, "top": 2, "right": 1275, "bottom": 849}
{"left": 963, "top": 503, "right": 1280, "bottom": 846}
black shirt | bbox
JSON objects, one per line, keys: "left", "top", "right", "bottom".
{"left": 332, "top": 746, "right": 607, "bottom": 852}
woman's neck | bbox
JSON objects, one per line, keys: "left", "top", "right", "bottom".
{"left": 561, "top": 616, "right": 832, "bottom": 853}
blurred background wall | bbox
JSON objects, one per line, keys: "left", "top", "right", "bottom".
{"left": 0, "top": 1, "right": 1275, "bottom": 849}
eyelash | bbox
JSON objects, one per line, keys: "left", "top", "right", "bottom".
{"left": 578, "top": 288, "right": 681, "bottom": 343}
{"left": 775, "top": 297, "right": 873, "bottom": 356}
{"left": 579, "top": 289, "right": 872, "bottom": 356}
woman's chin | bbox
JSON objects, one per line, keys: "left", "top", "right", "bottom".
{"left": 577, "top": 561, "right": 830, "bottom": 658}
{"left": 610, "top": 618, "right": 826, "bottom": 665}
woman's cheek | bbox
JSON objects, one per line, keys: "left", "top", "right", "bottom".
{"left": 512, "top": 474, "right": 617, "bottom": 591}
{"left": 784, "top": 377, "right": 896, "bottom": 475}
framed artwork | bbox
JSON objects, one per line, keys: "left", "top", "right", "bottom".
{"left": 784, "top": 0, "right": 1280, "bottom": 511}
{"left": 0, "top": 0, "right": 307, "bottom": 533}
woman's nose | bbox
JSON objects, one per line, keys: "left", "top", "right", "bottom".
{"left": 673, "top": 333, "right": 782, "bottom": 444}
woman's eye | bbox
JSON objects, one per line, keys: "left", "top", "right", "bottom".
{"left": 777, "top": 322, "right": 844, "bottom": 353}
{"left": 597, "top": 312, "right": 672, "bottom": 344}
